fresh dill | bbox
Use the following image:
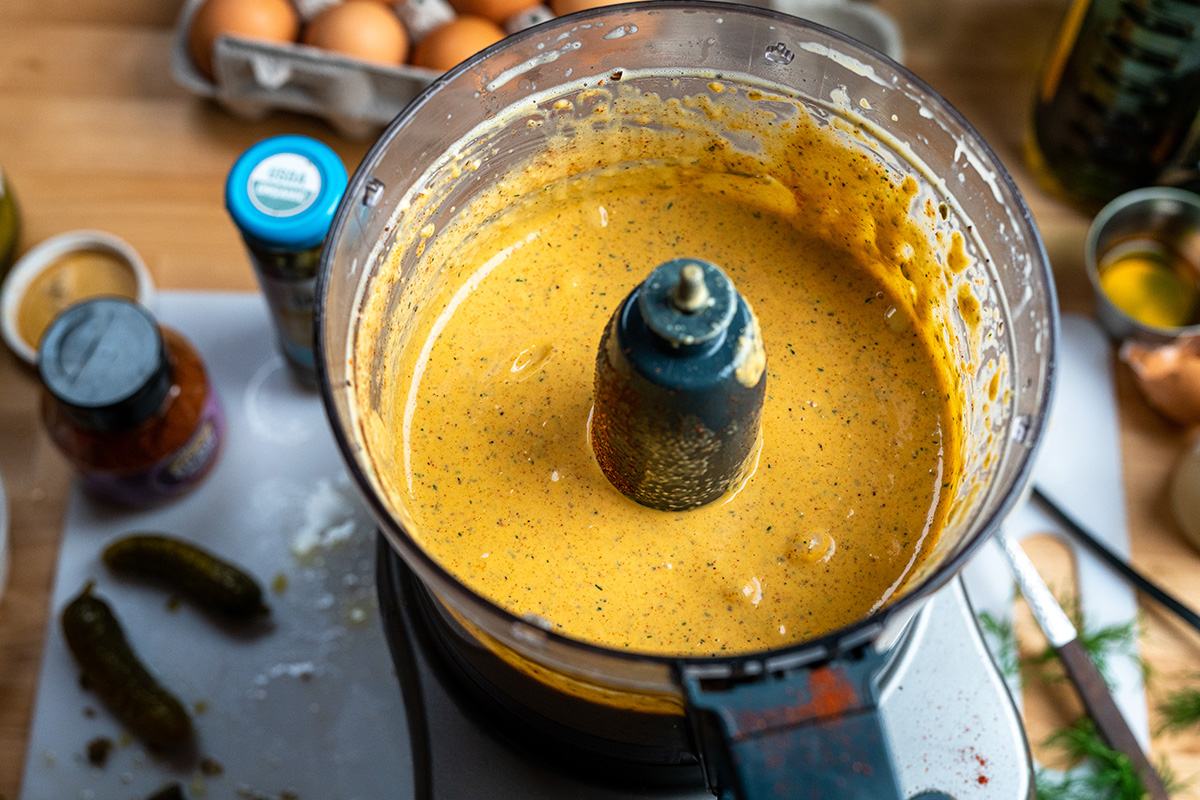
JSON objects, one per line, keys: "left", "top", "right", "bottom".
{"left": 1027, "top": 616, "right": 1144, "bottom": 688}
{"left": 1033, "top": 718, "right": 1181, "bottom": 800}
{"left": 976, "top": 596, "right": 1145, "bottom": 687}
{"left": 1018, "top": 595, "right": 1147, "bottom": 688}
{"left": 977, "top": 595, "right": 1171, "bottom": 799}
{"left": 1156, "top": 684, "right": 1200, "bottom": 736}
{"left": 977, "top": 610, "right": 1019, "bottom": 678}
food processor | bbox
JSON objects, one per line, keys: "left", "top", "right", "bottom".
{"left": 315, "top": 4, "right": 1058, "bottom": 798}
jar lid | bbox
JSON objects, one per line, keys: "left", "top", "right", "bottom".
{"left": 37, "top": 298, "right": 171, "bottom": 432}
{"left": 225, "top": 135, "right": 349, "bottom": 251}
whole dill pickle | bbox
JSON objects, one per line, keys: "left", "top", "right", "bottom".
{"left": 61, "top": 583, "right": 193, "bottom": 750}
{"left": 146, "top": 784, "right": 186, "bottom": 800}
{"left": 103, "top": 534, "right": 268, "bottom": 619}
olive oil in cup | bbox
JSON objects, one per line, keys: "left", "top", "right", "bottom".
{"left": 1087, "top": 187, "right": 1200, "bottom": 344}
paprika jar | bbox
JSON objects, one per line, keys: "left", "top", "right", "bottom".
{"left": 37, "top": 298, "right": 225, "bottom": 506}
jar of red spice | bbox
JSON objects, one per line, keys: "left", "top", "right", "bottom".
{"left": 37, "top": 298, "right": 225, "bottom": 506}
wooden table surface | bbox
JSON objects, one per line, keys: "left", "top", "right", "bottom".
{"left": 2, "top": 0, "right": 1199, "bottom": 796}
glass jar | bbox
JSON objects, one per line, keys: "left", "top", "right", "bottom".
{"left": 1029, "top": 0, "right": 1200, "bottom": 211}
{"left": 0, "top": 164, "right": 20, "bottom": 279}
{"left": 38, "top": 298, "right": 225, "bottom": 506}
{"left": 225, "top": 135, "right": 348, "bottom": 387}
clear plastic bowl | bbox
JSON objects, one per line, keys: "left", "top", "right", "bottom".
{"left": 316, "top": 1, "right": 1057, "bottom": 791}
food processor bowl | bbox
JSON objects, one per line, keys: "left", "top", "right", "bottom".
{"left": 317, "top": 4, "right": 1056, "bottom": 797}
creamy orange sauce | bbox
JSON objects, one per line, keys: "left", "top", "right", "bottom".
{"left": 385, "top": 162, "right": 959, "bottom": 656}
{"left": 17, "top": 249, "right": 139, "bottom": 351}
{"left": 355, "top": 78, "right": 986, "bottom": 659}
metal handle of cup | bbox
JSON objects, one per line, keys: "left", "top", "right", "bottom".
{"left": 679, "top": 648, "right": 902, "bottom": 799}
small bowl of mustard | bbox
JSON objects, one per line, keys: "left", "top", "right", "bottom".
{"left": 0, "top": 230, "right": 155, "bottom": 365}
{"left": 1086, "top": 187, "right": 1200, "bottom": 345}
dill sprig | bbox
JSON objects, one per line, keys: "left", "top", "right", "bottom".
{"left": 976, "top": 595, "right": 1146, "bottom": 688}
{"left": 1034, "top": 718, "right": 1182, "bottom": 800}
{"left": 1028, "top": 618, "right": 1142, "bottom": 688}
{"left": 977, "top": 610, "right": 1020, "bottom": 679}
{"left": 1024, "top": 595, "right": 1147, "bottom": 688}
{"left": 1156, "top": 684, "right": 1200, "bottom": 736}
{"left": 976, "top": 594, "right": 1173, "bottom": 799}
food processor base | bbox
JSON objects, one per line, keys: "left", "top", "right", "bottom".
{"left": 376, "top": 538, "right": 1033, "bottom": 800}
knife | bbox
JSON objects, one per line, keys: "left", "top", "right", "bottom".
{"left": 995, "top": 530, "right": 1171, "bottom": 800}
{"left": 1033, "top": 485, "right": 1200, "bottom": 636}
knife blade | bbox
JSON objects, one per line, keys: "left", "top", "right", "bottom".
{"left": 995, "top": 530, "right": 1170, "bottom": 800}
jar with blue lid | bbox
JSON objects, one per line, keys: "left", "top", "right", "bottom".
{"left": 226, "top": 135, "right": 348, "bottom": 386}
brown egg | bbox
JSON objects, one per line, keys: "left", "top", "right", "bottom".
{"left": 1121, "top": 337, "right": 1200, "bottom": 425}
{"left": 304, "top": 0, "right": 410, "bottom": 65}
{"left": 411, "top": 16, "right": 505, "bottom": 71}
{"left": 549, "top": 0, "right": 629, "bottom": 15}
{"left": 449, "top": 0, "right": 538, "bottom": 25}
{"left": 188, "top": 0, "right": 301, "bottom": 80}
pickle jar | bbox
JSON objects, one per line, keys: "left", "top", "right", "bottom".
{"left": 38, "top": 298, "right": 225, "bottom": 506}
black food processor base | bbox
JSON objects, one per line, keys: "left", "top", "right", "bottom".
{"left": 376, "top": 534, "right": 708, "bottom": 794}
{"left": 375, "top": 533, "right": 1033, "bottom": 800}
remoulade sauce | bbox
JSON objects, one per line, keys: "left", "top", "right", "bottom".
{"left": 361, "top": 83, "right": 970, "bottom": 657}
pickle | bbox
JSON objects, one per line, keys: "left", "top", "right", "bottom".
{"left": 61, "top": 583, "right": 193, "bottom": 750}
{"left": 103, "top": 534, "right": 268, "bottom": 619}
{"left": 146, "top": 784, "right": 186, "bottom": 800}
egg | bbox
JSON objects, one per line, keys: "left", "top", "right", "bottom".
{"left": 549, "top": 0, "right": 630, "bottom": 15}
{"left": 188, "top": 0, "right": 301, "bottom": 80}
{"left": 449, "top": 0, "right": 537, "bottom": 25}
{"left": 304, "top": 0, "right": 410, "bottom": 65}
{"left": 411, "top": 16, "right": 505, "bottom": 71}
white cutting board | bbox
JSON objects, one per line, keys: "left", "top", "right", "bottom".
{"left": 20, "top": 294, "right": 1139, "bottom": 797}
{"left": 20, "top": 292, "right": 414, "bottom": 800}
{"left": 962, "top": 313, "right": 1149, "bottom": 746}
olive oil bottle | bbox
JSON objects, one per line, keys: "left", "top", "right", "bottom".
{"left": 1028, "top": 0, "right": 1200, "bottom": 211}
{"left": 0, "top": 164, "right": 19, "bottom": 278}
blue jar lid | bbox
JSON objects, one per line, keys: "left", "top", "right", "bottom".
{"left": 225, "top": 135, "right": 349, "bottom": 250}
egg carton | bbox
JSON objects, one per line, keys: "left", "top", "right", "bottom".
{"left": 170, "top": 0, "right": 902, "bottom": 139}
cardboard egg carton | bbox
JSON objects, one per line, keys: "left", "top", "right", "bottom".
{"left": 170, "top": 0, "right": 902, "bottom": 139}
{"left": 170, "top": 0, "right": 440, "bottom": 139}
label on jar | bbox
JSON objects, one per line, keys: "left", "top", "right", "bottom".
{"left": 78, "top": 390, "right": 227, "bottom": 506}
{"left": 258, "top": 271, "right": 317, "bottom": 376}
{"left": 0, "top": 168, "right": 14, "bottom": 275}
{"left": 246, "top": 153, "right": 322, "bottom": 217}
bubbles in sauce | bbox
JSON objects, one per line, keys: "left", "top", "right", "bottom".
{"left": 381, "top": 164, "right": 958, "bottom": 655}
{"left": 359, "top": 79, "right": 975, "bottom": 657}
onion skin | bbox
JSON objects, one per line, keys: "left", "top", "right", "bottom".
{"left": 1121, "top": 338, "right": 1200, "bottom": 426}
